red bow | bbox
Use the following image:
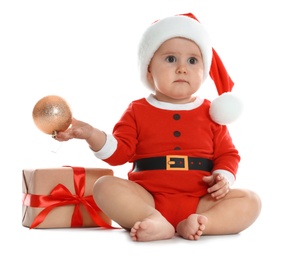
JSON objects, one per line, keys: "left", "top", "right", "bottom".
{"left": 22, "top": 166, "right": 114, "bottom": 229}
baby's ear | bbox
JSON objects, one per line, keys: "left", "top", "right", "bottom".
{"left": 146, "top": 70, "right": 154, "bottom": 84}
{"left": 145, "top": 65, "right": 156, "bottom": 91}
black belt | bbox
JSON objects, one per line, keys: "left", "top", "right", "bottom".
{"left": 133, "top": 156, "right": 213, "bottom": 172}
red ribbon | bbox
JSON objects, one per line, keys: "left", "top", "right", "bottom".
{"left": 22, "top": 166, "right": 114, "bottom": 229}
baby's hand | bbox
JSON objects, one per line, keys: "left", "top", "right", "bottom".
{"left": 202, "top": 174, "right": 230, "bottom": 200}
{"left": 55, "top": 118, "right": 93, "bottom": 141}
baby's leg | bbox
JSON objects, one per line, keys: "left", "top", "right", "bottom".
{"left": 196, "top": 189, "right": 261, "bottom": 235}
{"left": 176, "top": 214, "right": 208, "bottom": 240}
{"left": 93, "top": 176, "right": 175, "bottom": 241}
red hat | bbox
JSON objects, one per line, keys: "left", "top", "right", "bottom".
{"left": 138, "top": 13, "right": 243, "bottom": 124}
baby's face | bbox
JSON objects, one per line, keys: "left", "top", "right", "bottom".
{"left": 147, "top": 37, "right": 204, "bottom": 104}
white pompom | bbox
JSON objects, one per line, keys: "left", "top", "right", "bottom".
{"left": 209, "top": 92, "right": 244, "bottom": 125}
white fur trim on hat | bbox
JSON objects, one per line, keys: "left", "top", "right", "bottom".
{"left": 138, "top": 15, "right": 212, "bottom": 89}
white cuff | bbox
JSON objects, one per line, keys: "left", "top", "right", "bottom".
{"left": 93, "top": 134, "right": 117, "bottom": 160}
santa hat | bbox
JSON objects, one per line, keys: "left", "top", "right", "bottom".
{"left": 138, "top": 13, "right": 243, "bottom": 125}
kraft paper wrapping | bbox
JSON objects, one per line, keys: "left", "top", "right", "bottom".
{"left": 22, "top": 167, "right": 113, "bottom": 228}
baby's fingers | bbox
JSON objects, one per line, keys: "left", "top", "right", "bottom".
{"left": 208, "top": 175, "right": 230, "bottom": 199}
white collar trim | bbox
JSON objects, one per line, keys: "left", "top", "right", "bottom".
{"left": 145, "top": 94, "right": 204, "bottom": 111}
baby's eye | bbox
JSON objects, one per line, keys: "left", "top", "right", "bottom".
{"left": 166, "top": 56, "right": 176, "bottom": 63}
{"left": 188, "top": 57, "right": 198, "bottom": 64}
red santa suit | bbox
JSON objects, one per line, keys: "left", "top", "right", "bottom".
{"left": 94, "top": 94, "right": 240, "bottom": 228}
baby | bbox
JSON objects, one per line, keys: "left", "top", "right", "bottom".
{"left": 55, "top": 13, "right": 261, "bottom": 241}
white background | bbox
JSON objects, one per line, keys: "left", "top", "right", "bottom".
{"left": 1, "top": 0, "right": 284, "bottom": 259}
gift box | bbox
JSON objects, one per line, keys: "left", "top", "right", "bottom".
{"left": 22, "top": 166, "right": 113, "bottom": 229}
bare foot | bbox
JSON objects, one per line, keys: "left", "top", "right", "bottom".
{"left": 130, "top": 212, "right": 175, "bottom": 242}
{"left": 176, "top": 214, "right": 208, "bottom": 240}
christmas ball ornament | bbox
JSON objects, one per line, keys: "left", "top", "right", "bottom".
{"left": 32, "top": 95, "right": 72, "bottom": 135}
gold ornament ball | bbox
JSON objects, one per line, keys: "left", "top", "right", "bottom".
{"left": 32, "top": 95, "right": 72, "bottom": 135}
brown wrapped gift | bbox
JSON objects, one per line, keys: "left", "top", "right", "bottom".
{"left": 22, "top": 166, "right": 113, "bottom": 229}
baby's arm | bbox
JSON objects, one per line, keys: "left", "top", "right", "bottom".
{"left": 55, "top": 118, "right": 106, "bottom": 152}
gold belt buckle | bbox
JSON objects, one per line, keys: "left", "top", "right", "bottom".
{"left": 166, "top": 155, "right": 188, "bottom": 170}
